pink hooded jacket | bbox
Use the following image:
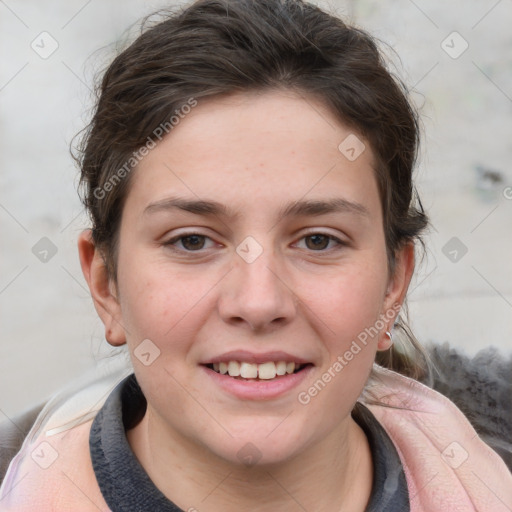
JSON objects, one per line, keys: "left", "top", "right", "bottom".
{"left": 0, "top": 364, "right": 511, "bottom": 511}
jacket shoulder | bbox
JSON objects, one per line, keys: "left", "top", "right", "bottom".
{"left": 0, "top": 419, "right": 109, "bottom": 511}
{"left": 364, "top": 366, "right": 512, "bottom": 511}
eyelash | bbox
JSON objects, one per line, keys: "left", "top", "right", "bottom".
{"left": 163, "top": 232, "right": 346, "bottom": 254}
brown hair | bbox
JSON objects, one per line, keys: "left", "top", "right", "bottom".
{"left": 75, "top": 0, "right": 430, "bottom": 380}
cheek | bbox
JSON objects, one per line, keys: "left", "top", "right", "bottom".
{"left": 116, "top": 255, "right": 212, "bottom": 352}
{"left": 295, "top": 265, "right": 386, "bottom": 419}
{"left": 302, "top": 259, "right": 388, "bottom": 345}
{"left": 115, "top": 260, "right": 216, "bottom": 416}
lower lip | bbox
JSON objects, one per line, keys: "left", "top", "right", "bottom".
{"left": 201, "top": 365, "right": 314, "bottom": 400}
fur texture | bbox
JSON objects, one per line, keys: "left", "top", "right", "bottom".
{"left": 424, "top": 343, "right": 512, "bottom": 471}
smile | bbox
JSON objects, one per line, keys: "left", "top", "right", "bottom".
{"left": 200, "top": 350, "right": 314, "bottom": 399}
{"left": 206, "top": 361, "right": 308, "bottom": 380}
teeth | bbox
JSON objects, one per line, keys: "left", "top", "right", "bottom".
{"left": 275, "top": 361, "right": 287, "bottom": 376}
{"left": 258, "top": 361, "right": 277, "bottom": 380}
{"left": 240, "top": 362, "right": 258, "bottom": 378}
{"left": 210, "top": 360, "right": 303, "bottom": 379}
{"left": 227, "top": 361, "right": 240, "bottom": 377}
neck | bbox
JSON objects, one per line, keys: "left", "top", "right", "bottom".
{"left": 127, "top": 407, "right": 373, "bottom": 512}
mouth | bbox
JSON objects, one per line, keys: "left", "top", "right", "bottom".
{"left": 203, "top": 360, "right": 312, "bottom": 381}
{"left": 200, "top": 350, "right": 314, "bottom": 399}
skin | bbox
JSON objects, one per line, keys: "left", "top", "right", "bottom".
{"left": 78, "top": 89, "right": 415, "bottom": 511}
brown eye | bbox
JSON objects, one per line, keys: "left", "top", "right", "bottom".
{"left": 295, "top": 233, "right": 345, "bottom": 253}
{"left": 179, "top": 234, "right": 206, "bottom": 250}
{"left": 305, "top": 234, "right": 331, "bottom": 250}
{"left": 164, "top": 233, "right": 213, "bottom": 252}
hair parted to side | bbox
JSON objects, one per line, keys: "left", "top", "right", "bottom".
{"left": 75, "top": 0, "right": 430, "bottom": 381}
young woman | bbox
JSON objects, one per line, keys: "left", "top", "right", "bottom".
{"left": 1, "top": 0, "right": 511, "bottom": 510}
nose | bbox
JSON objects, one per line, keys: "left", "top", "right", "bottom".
{"left": 218, "top": 247, "right": 297, "bottom": 333}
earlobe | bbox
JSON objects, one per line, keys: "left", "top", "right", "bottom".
{"left": 377, "top": 330, "right": 393, "bottom": 351}
{"left": 77, "top": 229, "right": 127, "bottom": 346}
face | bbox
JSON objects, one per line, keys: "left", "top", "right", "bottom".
{"left": 85, "top": 90, "right": 408, "bottom": 466}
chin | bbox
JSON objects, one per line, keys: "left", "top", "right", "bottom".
{"left": 202, "top": 419, "right": 312, "bottom": 468}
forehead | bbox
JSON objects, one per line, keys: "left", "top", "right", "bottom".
{"left": 124, "top": 90, "right": 380, "bottom": 219}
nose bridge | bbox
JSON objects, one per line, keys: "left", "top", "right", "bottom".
{"left": 218, "top": 237, "right": 296, "bottom": 329}
{"left": 238, "top": 246, "right": 280, "bottom": 292}
{"left": 235, "top": 240, "right": 283, "bottom": 299}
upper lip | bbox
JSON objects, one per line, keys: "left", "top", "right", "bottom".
{"left": 201, "top": 350, "right": 312, "bottom": 365}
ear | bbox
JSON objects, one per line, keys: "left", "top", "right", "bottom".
{"left": 78, "top": 229, "right": 127, "bottom": 346}
{"left": 378, "top": 243, "right": 415, "bottom": 351}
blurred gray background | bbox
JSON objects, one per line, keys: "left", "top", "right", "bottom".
{"left": 1, "top": 0, "right": 511, "bottom": 418}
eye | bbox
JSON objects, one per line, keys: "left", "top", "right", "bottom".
{"left": 164, "top": 233, "right": 215, "bottom": 252}
{"left": 295, "top": 233, "right": 345, "bottom": 251}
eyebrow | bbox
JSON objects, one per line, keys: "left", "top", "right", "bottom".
{"left": 143, "top": 196, "right": 370, "bottom": 221}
